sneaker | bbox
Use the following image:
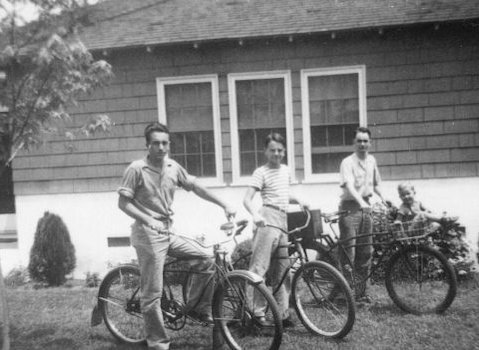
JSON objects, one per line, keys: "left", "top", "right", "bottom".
{"left": 282, "top": 317, "right": 295, "bottom": 328}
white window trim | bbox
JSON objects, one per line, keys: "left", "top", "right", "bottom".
{"left": 0, "top": 72, "right": 6, "bottom": 112}
{"left": 228, "top": 70, "right": 295, "bottom": 186}
{"left": 156, "top": 74, "right": 224, "bottom": 187}
{"left": 301, "top": 66, "right": 367, "bottom": 183}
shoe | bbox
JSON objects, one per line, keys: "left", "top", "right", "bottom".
{"left": 282, "top": 317, "right": 295, "bottom": 328}
{"left": 253, "top": 316, "right": 274, "bottom": 328}
{"left": 187, "top": 310, "right": 214, "bottom": 324}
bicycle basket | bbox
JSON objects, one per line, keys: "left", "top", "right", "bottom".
{"left": 287, "top": 210, "right": 323, "bottom": 247}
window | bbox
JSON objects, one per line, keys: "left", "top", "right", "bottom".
{"left": 302, "top": 66, "right": 366, "bottom": 182}
{"left": 157, "top": 75, "right": 223, "bottom": 185}
{"left": 228, "top": 71, "right": 295, "bottom": 184}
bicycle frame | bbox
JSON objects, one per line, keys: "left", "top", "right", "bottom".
{"left": 318, "top": 210, "right": 449, "bottom": 290}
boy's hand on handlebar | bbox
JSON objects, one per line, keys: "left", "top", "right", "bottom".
{"left": 224, "top": 205, "right": 236, "bottom": 220}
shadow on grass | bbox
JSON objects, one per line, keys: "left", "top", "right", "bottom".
{"left": 366, "top": 302, "right": 405, "bottom": 316}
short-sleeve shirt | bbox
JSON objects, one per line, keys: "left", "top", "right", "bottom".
{"left": 249, "top": 164, "right": 290, "bottom": 211}
{"left": 117, "top": 156, "right": 196, "bottom": 219}
{"left": 339, "top": 153, "right": 381, "bottom": 201}
{"left": 397, "top": 200, "right": 428, "bottom": 222}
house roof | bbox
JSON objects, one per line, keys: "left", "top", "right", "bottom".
{"left": 80, "top": 0, "right": 479, "bottom": 51}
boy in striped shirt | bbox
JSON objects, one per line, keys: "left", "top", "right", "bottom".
{"left": 244, "top": 132, "right": 309, "bottom": 328}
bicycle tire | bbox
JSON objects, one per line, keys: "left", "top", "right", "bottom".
{"left": 98, "top": 264, "right": 145, "bottom": 344}
{"left": 385, "top": 245, "right": 457, "bottom": 315}
{"left": 292, "top": 260, "right": 356, "bottom": 339}
{"left": 212, "top": 274, "right": 283, "bottom": 350}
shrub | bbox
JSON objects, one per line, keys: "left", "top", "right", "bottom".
{"left": 4, "top": 266, "right": 30, "bottom": 288}
{"left": 85, "top": 272, "right": 101, "bottom": 288}
{"left": 28, "top": 211, "right": 76, "bottom": 286}
{"left": 371, "top": 203, "right": 476, "bottom": 283}
{"left": 231, "top": 239, "right": 253, "bottom": 270}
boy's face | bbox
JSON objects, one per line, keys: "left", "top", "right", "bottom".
{"left": 354, "top": 131, "right": 371, "bottom": 155}
{"left": 399, "top": 188, "right": 415, "bottom": 205}
{"left": 264, "top": 140, "right": 285, "bottom": 167}
{"left": 147, "top": 131, "right": 170, "bottom": 162}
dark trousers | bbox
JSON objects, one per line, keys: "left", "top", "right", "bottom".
{"left": 338, "top": 200, "right": 373, "bottom": 295}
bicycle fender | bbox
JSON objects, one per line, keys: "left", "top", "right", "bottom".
{"left": 226, "top": 270, "right": 263, "bottom": 285}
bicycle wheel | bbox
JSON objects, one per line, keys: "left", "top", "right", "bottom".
{"left": 213, "top": 274, "right": 283, "bottom": 350}
{"left": 385, "top": 245, "right": 457, "bottom": 315}
{"left": 292, "top": 261, "right": 355, "bottom": 339}
{"left": 98, "top": 264, "right": 145, "bottom": 344}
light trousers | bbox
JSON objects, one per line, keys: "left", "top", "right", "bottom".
{"left": 131, "top": 221, "right": 214, "bottom": 350}
{"left": 249, "top": 206, "right": 291, "bottom": 320}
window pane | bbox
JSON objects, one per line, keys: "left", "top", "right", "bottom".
{"left": 236, "top": 78, "right": 287, "bottom": 176}
{"left": 308, "top": 73, "right": 360, "bottom": 174}
{"left": 185, "top": 132, "right": 200, "bottom": 153}
{"left": 186, "top": 154, "right": 201, "bottom": 176}
{"left": 312, "top": 153, "right": 349, "bottom": 174}
{"left": 239, "top": 129, "right": 255, "bottom": 152}
{"left": 202, "top": 154, "right": 216, "bottom": 177}
{"left": 163, "top": 81, "right": 217, "bottom": 178}
{"left": 328, "top": 125, "right": 344, "bottom": 146}
{"left": 240, "top": 152, "right": 256, "bottom": 176}
{"left": 169, "top": 133, "right": 185, "bottom": 154}
{"left": 202, "top": 131, "right": 215, "bottom": 153}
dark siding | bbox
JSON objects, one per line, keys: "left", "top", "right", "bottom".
{"left": 12, "top": 24, "right": 479, "bottom": 195}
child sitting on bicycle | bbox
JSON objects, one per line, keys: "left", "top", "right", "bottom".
{"left": 243, "top": 132, "right": 309, "bottom": 329}
{"left": 394, "top": 182, "right": 458, "bottom": 237}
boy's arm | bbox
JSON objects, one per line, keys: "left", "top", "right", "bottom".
{"left": 118, "top": 195, "right": 167, "bottom": 232}
{"left": 289, "top": 193, "right": 310, "bottom": 210}
{"left": 191, "top": 181, "right": 236, "bottom": 218}
{"left": 243, "top": 186, "right": 265, "bottom": 227}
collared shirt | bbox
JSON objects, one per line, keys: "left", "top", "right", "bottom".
{"left": 339, "top": 153, "right": 381, "bottom": 202}
{"left": 118, "top": 156, "right": 196, "bottom": 220}
{"left": 250, "top": 164, "right": 290, "bottom": 211}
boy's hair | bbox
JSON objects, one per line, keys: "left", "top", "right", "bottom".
{"left": 144, "top": 122, "right": 170, "bottom": 144}
{"left": 397, "top": 182, "right": 415, "bottom": 194}
{"left": 355, "top": 126, "right": 371, "bottom": 138}
{"left": 264, "top": 132, "right": 286, "bottom": 148}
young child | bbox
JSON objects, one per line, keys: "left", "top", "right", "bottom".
{"left": 243, "top": 132, "right": 308, "bottom": 329}
{"left": 394, "top": 182, "right": 458, "bottom": 236}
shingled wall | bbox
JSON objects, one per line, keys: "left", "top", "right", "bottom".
{"left": 12, "top": 24, "right": 479, "bottom": 195}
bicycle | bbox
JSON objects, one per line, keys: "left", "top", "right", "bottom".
{"left": 314, "top": 207, "right": 457, "bottom": 315}
{"left": 91, "top": 219, "right": 283, "bottom": 350}
{"left": 228, "top": 208, "right": 356, "bottom": 339}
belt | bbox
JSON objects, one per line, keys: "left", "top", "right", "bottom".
{"left": 263, "top": 204, "right": 288, "bottom": 213}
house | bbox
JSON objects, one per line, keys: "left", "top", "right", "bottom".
{"left": 2, "top": 0, "right": 479, "bottom": 277}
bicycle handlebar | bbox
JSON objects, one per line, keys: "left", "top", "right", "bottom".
{"left": 151, "top": 219, "right": 249, "bottom": 249}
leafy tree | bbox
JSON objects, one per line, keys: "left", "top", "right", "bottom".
{"left": 0, "top": 1, "right": 113, "bottom": 348}
{"left": 28, "top": 211, "right": 76, "bottom": 286}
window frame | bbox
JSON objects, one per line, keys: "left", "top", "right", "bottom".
{"left": 156, "top": 74, "right": 224, "bottom": 186}
{"left": 301, "top": 66, "right": 367, "bottom": 183}
{"left": 228, "top": 70, "right": 295, "bottom": 185}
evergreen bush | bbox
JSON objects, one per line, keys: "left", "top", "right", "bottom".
{"left": 28, "top": 212, "right": 76, "bottom": 286}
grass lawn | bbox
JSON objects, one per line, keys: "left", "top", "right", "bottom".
{"left": 6, "top": 282, "right": 479, "bottom": 350}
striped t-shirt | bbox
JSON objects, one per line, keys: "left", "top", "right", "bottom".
{"left": 250, "top": 164, "right": 290, "bottom": 211}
